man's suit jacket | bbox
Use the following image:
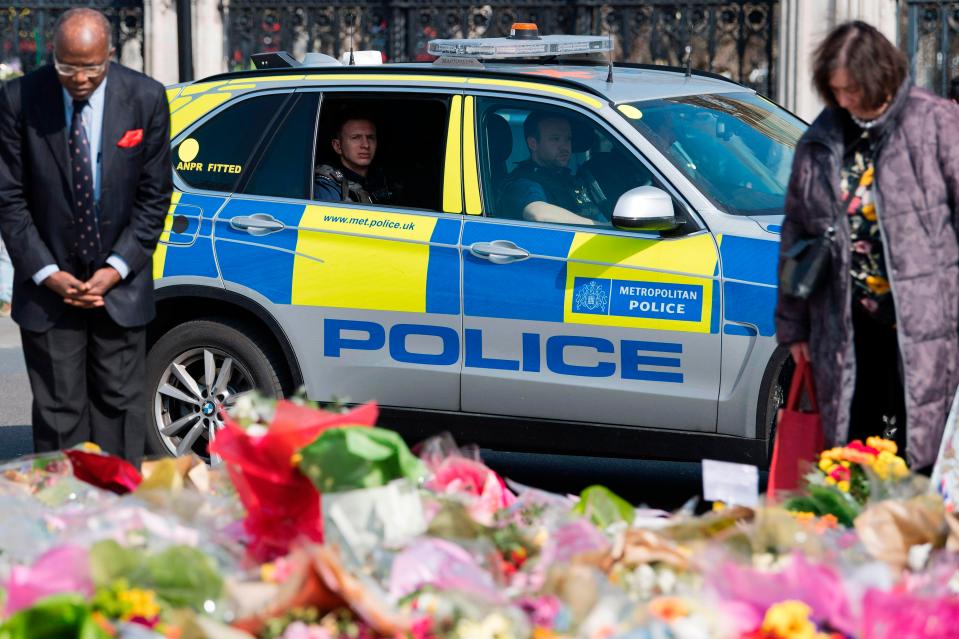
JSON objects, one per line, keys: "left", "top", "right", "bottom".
{"left": 0, "top": 63, "right": 172, "bottom": 332}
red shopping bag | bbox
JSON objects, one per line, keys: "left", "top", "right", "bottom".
{"left": 767, "top": 357, "right": 825, "bottom": 501}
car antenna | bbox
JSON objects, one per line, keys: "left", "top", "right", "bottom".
{"left": 684, "top": 44, "right": 692, "bottom": 79}
{"left": 605, "top": 22, "right": 614, "bottom": 83}
{"left": 347, "top": 13, "right": 356, "bottom": 66}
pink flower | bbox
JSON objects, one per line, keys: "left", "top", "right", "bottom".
{"left": 861, "top": 589, "right": 959, "bottom": 638}
{"left": 707, "top": 552, "right": 856, "bottom": 636}
{"left": 426, "top": 458, "right": 515, "bottom": 524}
{"left": 3, "top": 545, "right": 94, "bottom": 615}
{"left": 518, "top": 595, "right": 562, "bottom": 627}
{"left": 409, "top": 616, "right": 435, "bottom": 639}
{"left": 280, "top": 621, "right": 334, "bottom": 639}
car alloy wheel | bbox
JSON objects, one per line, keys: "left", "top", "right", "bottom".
{"left": 153, "top": 347, "right": 255, "bottom": 460}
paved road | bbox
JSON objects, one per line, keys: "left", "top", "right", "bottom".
{"left": 0, "top": 317, "right": 32, "bottom": 458}
{"left": 0, "top": 316, "right": 718, "bottom": 509}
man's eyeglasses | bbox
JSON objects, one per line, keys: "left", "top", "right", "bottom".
{"left": 53, "top": 57, "right": 109, "bottom": 77}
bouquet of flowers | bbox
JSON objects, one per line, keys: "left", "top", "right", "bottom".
{"left": 785, "top": 438, "right": 910, "bottom": 526}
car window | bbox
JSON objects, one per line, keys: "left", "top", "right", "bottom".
{"left": 242, "top": 93, "right": 320, "bottom": 200}
{"left": 173, "top": 93, "right": 288, "bottom": 193}
{"left": 622, "top": 92, "right": 805, "bottom": 216}
{"left": 476, "top": 97, "right": 668, "bottom": 229}
{"left": 312, "top": 93, "right": 452, "bottom": 212}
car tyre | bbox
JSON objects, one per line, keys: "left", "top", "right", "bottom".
{"left": 146, "top": 318, "right": 284, "bottom": 460}
{"left": 758, "top": 346, "right": 795, "bottom": 466}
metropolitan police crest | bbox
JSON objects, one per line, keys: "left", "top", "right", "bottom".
{"left": 574, "top": 279, "right": 609, "bottom": 314}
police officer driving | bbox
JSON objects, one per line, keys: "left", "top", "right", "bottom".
{"left": 314, "top": 115, "right": 400, "bottom": 204}
{"left": 499, "top": 111, "right": 604, "bottom": 226}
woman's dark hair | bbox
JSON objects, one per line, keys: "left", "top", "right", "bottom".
{"left": 950, "top": 77, "right": 959, "bottom": 103}
{"left": 812, "top": 21, "right": 907, "bottom": 111}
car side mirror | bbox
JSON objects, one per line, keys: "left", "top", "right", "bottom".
{"left": 611, "top": 186, "right": 679, "bottom": 231}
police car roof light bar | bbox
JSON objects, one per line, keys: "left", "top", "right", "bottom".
{"left": 427, "top": 33, "right": 611, "bottom": 60}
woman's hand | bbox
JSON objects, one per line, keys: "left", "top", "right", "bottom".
{"left": 789, "top": 341, "right": 810, "bottom": 364}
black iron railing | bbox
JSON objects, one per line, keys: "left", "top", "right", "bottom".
{"left": 223, "top": 0, "right": 780, "bottom": 98}
{"left": 0, "top": 1, "right": 143, "bottom": 78}
{"left": 905, "top": 0, "right": 959, "bottom": 96}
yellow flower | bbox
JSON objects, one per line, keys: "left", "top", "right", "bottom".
{"left": 871, "top": 450, "right": 909, "bottom": 481}
{"left": 80, "top": 442, "right": 102, "bottom": 453}
{"left": 117, "top": 588, "right": 161, "bottom": 620}
{"left": 762, "top": 601, "right": 817, "bottom": 639}
{"left": 820, "top": 449, "right": 840, "bottom": 462}
{"left": 260, "top": 562, "right": 276, "bottom": 583}
{"left": 713, "top": 501, "right": 727, "bottom": 512}
{"left": 825, "top": 476, "right": 837, "bottom": 486}
{"left": 867, "top": 437, "right": 898, "bottom": 455}
{"left": 837, "top": 480, "right": 850, "bottom": 493}
{"left": 818, "top": 459, "right": 833, "bottom": 472}
{"left": 866, "top": 275, "right": 889, "bottom": 295}
{"left": 861, "top": 203, "right": 877, "bottom": 221}
{"left": 290, "top": 452, "right": 303, "bottom": 467}
{"left": 840, "top": 461, "right": 851, "bottom": 468}
{"left": 861, "top": 167, "right": 875, "bottom": 186}
{"left": 791, "top": 511, "right": 815, "bottom": 522}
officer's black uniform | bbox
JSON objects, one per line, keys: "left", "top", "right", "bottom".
{"left": 498, "top": 160, "right": 604, "bottom": 221}
{"left": 313, "top": 162, "right": 400, "bottom": 205}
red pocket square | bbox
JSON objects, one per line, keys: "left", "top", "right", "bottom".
{"left": 117, "top": 128, "right": 143, "bottom": 148}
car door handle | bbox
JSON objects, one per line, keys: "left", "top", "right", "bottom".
{"left": 230, "top": 214, "right": 285, "bottom": 236}
{"left": 469, "top": 240, "right": 530, "bottom": 264}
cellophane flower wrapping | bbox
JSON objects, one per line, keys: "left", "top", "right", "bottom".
{"left": 208, "top": 401, "right": 378, "bottom": 562}
{"left": 2, "top": 545, "right": 93, "bottom": 616}
{"left": 297, "top": 425, "right": 426, "bottom": 494}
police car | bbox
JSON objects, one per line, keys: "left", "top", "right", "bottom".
{"left": 149, "top": 25, "right": 803, "bottom": 464}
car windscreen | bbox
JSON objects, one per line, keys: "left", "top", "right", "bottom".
{"left": 621, "top": 92, "right": 806, "bottom": 216}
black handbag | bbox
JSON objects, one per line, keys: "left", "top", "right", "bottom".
{"left": 779, "top": 227, "right": 835, "bottom": 300}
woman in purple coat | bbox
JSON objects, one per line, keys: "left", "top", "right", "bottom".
{"left": 775, "top": 21, "right": 959, "bottom": 470}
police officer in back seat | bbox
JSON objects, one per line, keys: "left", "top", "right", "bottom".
{"left": 498, "top": 111, "right": 604, "bottom": 226}
{"left": 314, "top": 115, "right": 401, "bottom": 204}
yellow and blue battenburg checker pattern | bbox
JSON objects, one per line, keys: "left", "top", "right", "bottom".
{"left": 291, "top": 206, "right": 460, "bottom": 314}
{"left": 564, "top": 233, "right": 718, "bottom": 334}
{"left": 717, "top": 233, "right": 779, "bottom": 337}
{"left": 157, "top": 74, "right": 780, "bottom": 340}
{"left": 460, "top": 220, "right": 720, "bottom": 334}
{"left": 154, "top": 199, "right": 781, "bottom": 337}
{"left": 153, "top": 190, "right": 224, "bottom": 281}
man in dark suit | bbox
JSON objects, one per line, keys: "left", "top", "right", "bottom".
{"left": 0, "top": 8, "right": 171, "bottom": 464}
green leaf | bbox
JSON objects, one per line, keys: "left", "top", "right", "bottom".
{"left": 806, "top": 485, "right": 860, "bottom": 527}
{"left": 142, "top": 546, "right": 223, "bottom": 609}
{"left": 784, "top": 496, "right": 823, "bottom": 516}
{"left": 572, "top": 485, "right": 635, "bottom": 529}
{"left": 89, "top": 540, "right": 140, "bottom": 588}
{"left": 0, "top": 594, "right": 110, "bottom": 639}
{"left": 88, "top": 541, "right": 223, "bottom": 612}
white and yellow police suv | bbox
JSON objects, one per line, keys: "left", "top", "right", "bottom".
{"left": 150, "top": 25, "right": 803, "bottom": 464}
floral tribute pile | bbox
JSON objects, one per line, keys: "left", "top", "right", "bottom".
{"left": 0, "top": 396, "right": 958, "bottom": 639}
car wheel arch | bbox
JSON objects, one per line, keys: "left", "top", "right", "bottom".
{"left": 151, "top": 284, "right": 302, "bottom": 393}
{"left": 756, "top": 344, "right": 796, "bottom": 466}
